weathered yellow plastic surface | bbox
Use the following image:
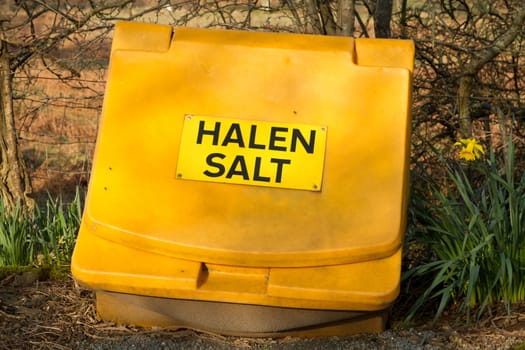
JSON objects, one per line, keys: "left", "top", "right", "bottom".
{"left": 72, "top": 21, "right": 414, "bottom": 316}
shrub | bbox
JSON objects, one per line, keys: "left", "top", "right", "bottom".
{"left": 0, "top": 189, "right": 83, "bottom": 267}
{"left": 404, "top": 133, "right": 525, "bottom": 324}
{"left": 0, "top": 202, "right": 38, "bottom": 266}
{"left": 35, "top": 188, "right": 83, "bottom": 265}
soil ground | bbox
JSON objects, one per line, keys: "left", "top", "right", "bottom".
{"left": 1, "top": 272, "right": 525, "bottom": 350}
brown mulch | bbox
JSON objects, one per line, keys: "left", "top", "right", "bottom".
{"left": 2, "top": 271, "right": 525, "bottom": 350}
{"left": 0, "top": 273, "right": 99, "bottom": 349}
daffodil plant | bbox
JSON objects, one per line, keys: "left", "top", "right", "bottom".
{"left": 405, "top": 132, "right": 525, "bottom": 325}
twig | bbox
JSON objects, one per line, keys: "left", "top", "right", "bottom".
{"left": 0, "top": 309, "right": 23, "bottom": 319}
{"left": 83, "top": 332, "right": 122, "bottom": 340}
{"left": 34, "top": 324, "right": 63, "bottom": 331}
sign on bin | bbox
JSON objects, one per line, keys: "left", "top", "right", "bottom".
{"left": 177, "top": 115, "right": 327, "bottom": 191}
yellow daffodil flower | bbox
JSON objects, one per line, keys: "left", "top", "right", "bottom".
{"left": 454, "top": 138, "right": 485, "bottom": 161}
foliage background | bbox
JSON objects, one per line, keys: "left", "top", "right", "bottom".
{"left": 0, "top": 0, "right": 523, "bottom": 202}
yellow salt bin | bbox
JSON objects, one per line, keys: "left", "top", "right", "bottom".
{"left": 71, "top": 21, "right": 414, "bottom": 337}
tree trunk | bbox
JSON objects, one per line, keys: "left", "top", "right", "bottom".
{"left": 336, "top": 0, "right": 355, "bottom": 37}
{"left": 399, "top": 0, "right": 408, "bottom": 37}
{"left": 304, "top": 0, "right": 323, "bottom": 34}
{"left": 375, "top": 0, "right": 393, "bottom": 38}
{"left": 318, "top": 0, "right": 337, "bottom": 35}
{"left": 0, "top": 40, "right": 34, "bottom": 211}
{"left": 457, "top": 6, "right": 525, "bottom": 138}
{"left": 457, "top": 74, "right": 474, "bottom": 137}
{"left": 304, "top": 0, "right": 337, "bottom": 35}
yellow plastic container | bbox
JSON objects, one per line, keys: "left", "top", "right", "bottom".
{"left": 71, "top": 21, "right": 414, "bottom": 337}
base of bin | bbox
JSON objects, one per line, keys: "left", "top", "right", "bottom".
{"left": 96, "top": 291, "right": 388, "bottom": 337}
